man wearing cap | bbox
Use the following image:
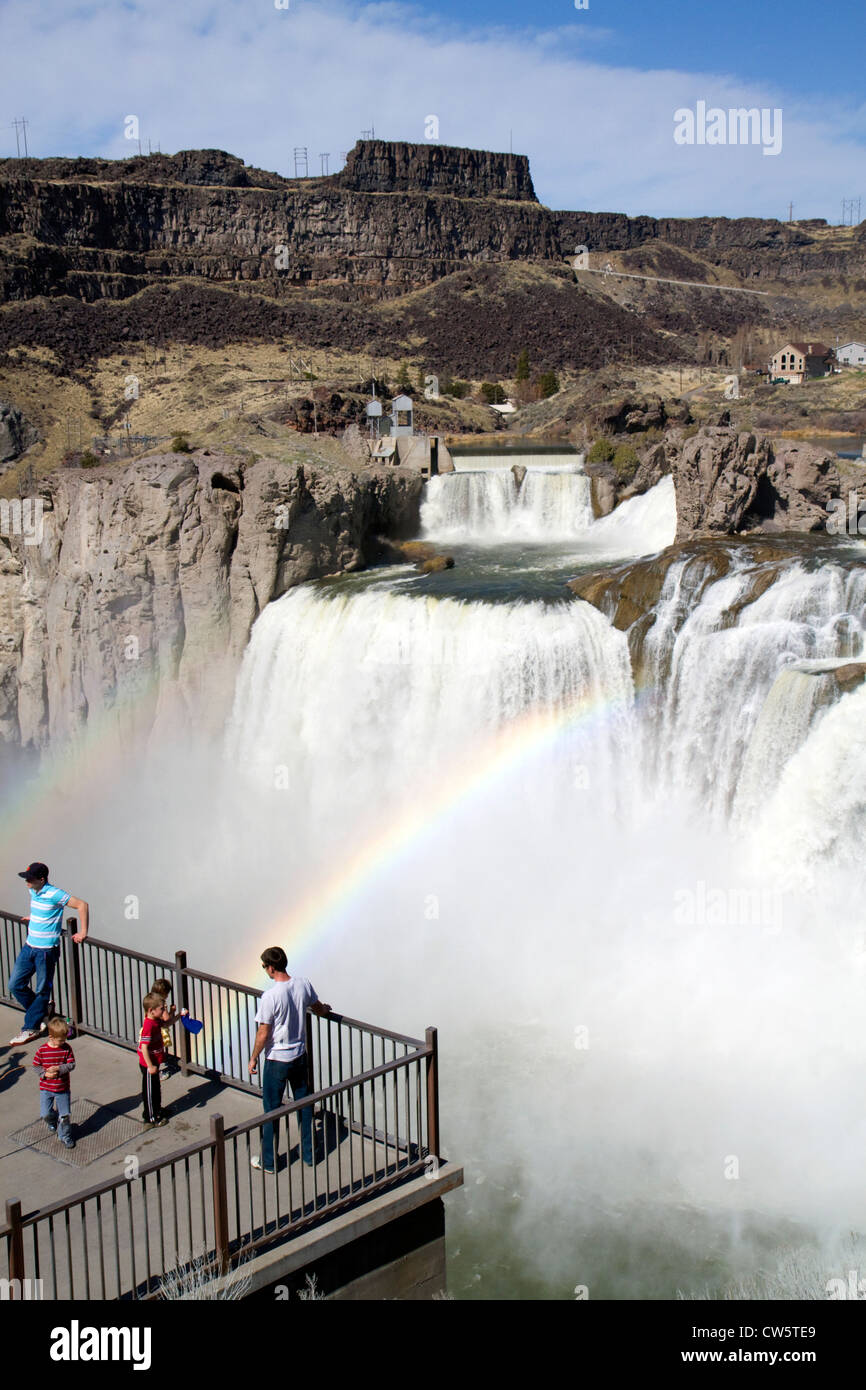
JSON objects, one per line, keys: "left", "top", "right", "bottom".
{"left": 8, "top": 863, "right": 89, "bottom": 1045}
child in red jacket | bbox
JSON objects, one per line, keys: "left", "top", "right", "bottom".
{"left": 32, "top": 1016, "right": 76, "bottom": 1149}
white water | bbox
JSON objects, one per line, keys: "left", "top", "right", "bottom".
{"left": 27, "top": 462, "right": 866, "bottom": 1299}
{"left": 422, "top": 468, "right": 594, "bottom": 542}
{"left": 640, "top": 553, "right": 866, "bottom": 818}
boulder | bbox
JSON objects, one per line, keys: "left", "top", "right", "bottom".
{"left": 0, "top": 399, "right": 38, "bottom": 464}
{"left": 670, "top": 427, "right": 839, "bottom": 539}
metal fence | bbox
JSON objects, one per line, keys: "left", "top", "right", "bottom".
{"left": 0, "top": 914, "right": 440, "bottom": 1298}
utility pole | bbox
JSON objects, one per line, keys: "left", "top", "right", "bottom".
{"left": 12, "top": 118, "right": 29, "bottom": 157}
{"left": 787, "top": 201, "right": 793, "bottom": 223}
{"left": 319, "top": 152, "right": 329, "bottom": 175}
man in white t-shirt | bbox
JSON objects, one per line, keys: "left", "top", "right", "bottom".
{"left": 248, "top": 946, "right": 331, "bottom": 1173}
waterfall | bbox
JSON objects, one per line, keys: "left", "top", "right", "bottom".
{"left": 636, "top": 553, "right": 866, "bottom": 817}
{"left": 226, "top": 584, "right": 636, "bottom": 835}
{"left": 421, "top": 468, "right": 594, "bottom": 542}
{"left": 217, "top": 524, "right": 866, "bottom": 1298}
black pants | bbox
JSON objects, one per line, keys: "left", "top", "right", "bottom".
{"left": 140, "top": 1065, "right": 162, "bottom": 1121}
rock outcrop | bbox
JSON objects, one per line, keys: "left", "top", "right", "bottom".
{"left": 0, "top": 398, "right": 38, "bottom": 464}
{"left": 670, "top": 428, "right": 839, "bottom": 540}
{"left": 0, "top": 450, "right": 422, "bottom": 753}
{"left": 338, "top": 140, "right": 536, "bottom": 201}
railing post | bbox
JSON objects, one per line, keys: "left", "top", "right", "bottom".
{"left": 175, "top": 950, "right": 190, "bottom": 1078}
{"left": 210, "top": 1114, "right": 230, "bottom": 1275}
{"left": 304, "top": 1009, "right": 315, "bottom": 1094}
{"left": 65, "top": 919, "right": 82, "bottom": 1031}
{"left": 5, "top": 1200, "right": 25, "bottom": 1291}
{"left": 425, "top": 1026, "right": 440, "bottom": 1161}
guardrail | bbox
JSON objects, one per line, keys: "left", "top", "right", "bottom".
{"left": 0, "top": 913, "right": 440, "bottom": 1298}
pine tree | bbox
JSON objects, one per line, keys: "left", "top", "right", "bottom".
{"left": 515, "top": 350, "right": 530, "bottom": 382}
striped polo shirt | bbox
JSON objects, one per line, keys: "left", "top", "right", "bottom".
{"left": 32, "top": 1041, "right": 75, "bottom": 1093}
{"left": 25, "top": 883, "right": 71, "bottom": 949}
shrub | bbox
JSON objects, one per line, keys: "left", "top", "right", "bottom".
{"left": 79, "top": 451, "right": 100, "bottom": 468}
{"left": 480, "top": 382, "right": 505, "bottom": 404}
{"left": 587, "top": 438, "right": 615, "bottom": 463}
{"left": 612, "top": 444, "right": 639, "bottom": 481}
{"left": 442, "top": 379, "right": 469, "bottom": 399}
{"left": 171, "top": 433, "right": 192, "bottom": 453}
{"left": 515, "top": 350, "right": 530, "bottom": 382}
{"left": 536, "top": 371, "right": 559, "bottom": 399}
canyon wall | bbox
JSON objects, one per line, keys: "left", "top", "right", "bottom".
{"left": 0, "top": 451, "right": 422, "bottom": 755}
{"left": 2, "top": 140, "right": 860, "bottom": 303}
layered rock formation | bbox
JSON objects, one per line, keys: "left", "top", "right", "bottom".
{"left": 0, "top": 450, "right": 422, "bottom": 754}
{"left": 338, "top": 140, "right": 536, "bottom": 200}
{"left": 556, "top": 211, "right": 866, "bottom": 283}
{"left": 2, "top": 139, "right": 858, "bottom": 306}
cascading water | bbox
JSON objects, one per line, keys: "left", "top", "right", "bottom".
{"left": 421, "top": 467, "right": 594, "bottom": 542}
{"left": 637, "top": 552, "right": 866, "bottom": 818}
{"left": 38, "top": 459, "right": 860, "bottom": 1299}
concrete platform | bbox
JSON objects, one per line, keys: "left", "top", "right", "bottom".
{"left": 0, "top": 1002, "right": 262, "bottom": 1215}
{"left": 1, "top": 1003, "right": 461, "bottom": 1299}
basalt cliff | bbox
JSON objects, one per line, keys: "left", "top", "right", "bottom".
{"left": 0, "top": 447, "right": 421, "bottom": 758}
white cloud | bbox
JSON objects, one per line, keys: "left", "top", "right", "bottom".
{"left": 1, "top": 0, "right": 863, "bottom": 219}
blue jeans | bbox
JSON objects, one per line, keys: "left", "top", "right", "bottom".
{"left": 40, "top": 1091, "right": 71, "bottom": 1124}
{"left": 9, "top": 944, "right": 59, "bottom": 1031}
{"left": 262, "top": 1056, "right": 313, "bottom": 1169}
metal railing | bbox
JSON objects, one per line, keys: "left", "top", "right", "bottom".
{"left": 0, "top": 913, "right": 440, "bottom": 1298}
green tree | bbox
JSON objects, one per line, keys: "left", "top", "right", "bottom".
{"left": 480, "top": 382, "right": 505, "bottom": 404}
{"left": 397, "top": 362, "right": 412, "bottom": 391}
{"left": 515, "top": 350, "right": 530, "bottom": 382}
{"left": 536, "top": 371, "right": 559, "bottom": 399}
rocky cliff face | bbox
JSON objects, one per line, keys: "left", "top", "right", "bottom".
{"left": 338, "top": 140, "right": 536, "bottom": 200}
{"left": 0, "top": 451, "right": 422, "bottom": 754}
{"left": 3, "top": 140, "right": 856, "bottom": 305}
{"left": 556, "top": 211, "right": 866, "bottom": 283}
{"left": 669, "top": 428, "right": 839, "bottom": 539}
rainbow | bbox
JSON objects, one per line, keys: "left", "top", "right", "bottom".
{"left": 228, "top": 680, "right": 645, "bottom": 984}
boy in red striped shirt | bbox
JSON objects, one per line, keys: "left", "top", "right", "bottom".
{"left": 32, "top": 1016, "right": 76, "bottom": 1149}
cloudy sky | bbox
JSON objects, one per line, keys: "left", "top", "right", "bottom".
{"left": 2, "top": 0, "right": 864, "bottom": 219}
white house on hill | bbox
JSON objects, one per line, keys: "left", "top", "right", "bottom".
{"left": 837, "top": 342, "right": 866, "bottom": 367}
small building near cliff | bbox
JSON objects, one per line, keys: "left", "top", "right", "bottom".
{"left": 769, "top": 342, "right": 835, "bottom": 383}
{"left": 390, "top": 394, "right": 414, "bottom": 437}
{"left": 836, "top": 342, "right": 866, "bottom": 367}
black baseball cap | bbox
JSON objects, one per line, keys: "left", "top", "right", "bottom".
{"left": 18, "top": 862, "right": 49, "bottom": 882}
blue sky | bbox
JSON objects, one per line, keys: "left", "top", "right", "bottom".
{"left": 429, "top": 0, "right": 866, "bottom": 98}
{"left": 1, "top": 0, "right": 864, "bottom": 220}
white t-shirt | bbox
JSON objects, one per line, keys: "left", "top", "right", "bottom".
{"left": 255, "top": 977, "right": 318, "bottom": 1062}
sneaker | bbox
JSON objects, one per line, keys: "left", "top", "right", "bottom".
{"left": 58, "top": 1127, "right": 76, "bottom": 1150}
{"left": 9, "top": 1027, "right": 42, "bottom": 1045}
{"left": 145, "top": 1116, "right": 168, "bottom": 1128}
{"left": 250, "top": 1155, "right": 275, "bottom": 1174}
{"left": 43, "top": 1115, "right": 58, "bottom": 1132}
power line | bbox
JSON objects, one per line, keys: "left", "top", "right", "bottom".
{"left": 319, "top": 152, "right": 330, "bottom": 176}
